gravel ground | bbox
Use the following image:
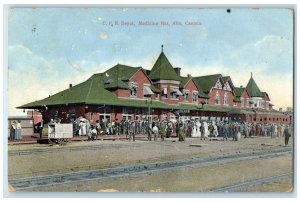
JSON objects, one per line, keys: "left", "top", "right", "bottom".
{"left": 23, "top": 155, "right": 293, "bottom": 192}
{"left": 8, "top": 136, "right": 293, "bottom": 179}
{"left": 238, "top": 177, "right": 293, "bottom": 192}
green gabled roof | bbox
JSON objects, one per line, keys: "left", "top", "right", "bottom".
{"left": 179, "top": 77, "right": 190, "bottom": 88}
{"left": 19, "top": 74, "right": 119, "bottom": 108}
{"left": 103, "top": 64, "right": 140, "bottom": 89}
{"left": 179, "top": 76, "right": 209, "bottom": 98}
{"left": 246, "top": 77, "right": 263, "bottom": 97}
{"left": 234, "top": 87, "right": 245, "bottom": 97}
{"left": 233, "top": 96, "right": 241, "bottom": 103}
{"left": 148, "top": 52, "right": 181, "bottom": 81}
{"left": 102, "top": 64, "right": 142, "bottom": 90}
{"left": 104, "top": 80, "right": 129, "bottom": 90}
{"left": 193, "top": 74, "right": 222, "bottom": 93}
{"left": 198, "top": 89, "right": 210, "bottom": 99}
{"left": 222, "top": 76, "right": 230, "bottom": 83}
{"left": 105, "top": 64, "right": 141, "bottom": 80}
{"left": 150, "top": 85, "right": 161, "bottom": 93}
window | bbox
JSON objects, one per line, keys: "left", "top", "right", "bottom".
{"left": 143, "top": 85, "right": 153, "bottom": 98}
{"left": 171, "top": 91, "right": 179, "bottom": 99}
{"left": 214, "top": 91, "right": 220, "bottom": 105}
{"left": 99, "top": 107, "right": 111, "bottom": 123}
{"left": 170, "top": 87, "right": 181, "bottom": 100}
{"left": 246, "top": 98, "right": 249, "bottom": 108}
{"left": 233, "top": 102, "right": 237, "bottom": 107}
{"left": 130, "top": 86, "right": 137, "bottom": 97}
{"left": 192, "top": 92, "right": 198, "bottom": 103}
{"left": 135, "top": 109, "right": 140, "bottom": 121}
{"left": 184, "top": 91, "right": 189, "bottom": 102}
{"left": 122, "top": 108, "right": 132, "bottom": 120}
{"left": 241, "top": 97, "right": 244, "bottom": 108}
{"left": 224, "top": 92, "right": 228, "bottom": 105}
{"left": 162, "top": 87, "right": 168, "bottom": 98}
{"left": 205, "top": 99, "right": 208, "bottom": 104}
{"left": 261, "top": 100, "right": 265, "bottom": 108}
{"left": 156, "top": 93, "right": 160, "bottom": 100}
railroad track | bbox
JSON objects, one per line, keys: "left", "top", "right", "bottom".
{"left": 9, "top": 147, "right": 292, "bottom": 191}
{"left": 8, "top": 143, "right": 143, "bottom": 156}
{"left": 210, "top": 172, "right": 292, "bottom": 192}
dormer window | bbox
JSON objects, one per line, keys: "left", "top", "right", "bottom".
{"left": 170, "top": 87, "right": 182, "bottom": 100}
{"left": 192, "top": 91, "right": 198, "bottom": 103}
{"left": 130, "top": 87, "right": 137, "bottom": 97}
{"left": 183, "top": 90, "right": 189, "bottom": 102}
{"left": 130, "top": 83, "right": 138, "bottom": 97}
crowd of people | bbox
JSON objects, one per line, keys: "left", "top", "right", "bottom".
{"left": 70, "top": 116, "right": 292, "bottom": 145}
{"left": 8, "top": 115, "right": 292, "bottom": 147}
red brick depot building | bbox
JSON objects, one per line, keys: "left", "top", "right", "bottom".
{"left": 19, "top": 48, "right": 291, "bottom": 125}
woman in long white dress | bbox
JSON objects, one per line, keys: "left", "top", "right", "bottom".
{"left": 15, "top": 121, "right": 22, "bottom": 140}
{"left": 79, "top": 120, "right": 87, "bottom": 136}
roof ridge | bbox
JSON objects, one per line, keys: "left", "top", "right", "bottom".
{"left": 193, "top": 74, "right": 222, "bottom": 78}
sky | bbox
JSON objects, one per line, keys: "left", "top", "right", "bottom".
{"left": 7, "top": 8, "right": 294, "bottom": 116}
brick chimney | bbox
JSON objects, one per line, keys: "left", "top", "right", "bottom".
{"left": 174, "top": 67, "right": 181, "bottom": 76}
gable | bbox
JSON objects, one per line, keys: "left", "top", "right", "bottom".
{"left": 129, "top": 68, "right": 152, "bottom": 85}
{"left": 183, "top": 78, "right": 198, "bottom": 91}
{"left": 223, "top": 81, "right": 232, "bottom": 91}
{"left": 214, "top": 78, "right": 223, "bottom": 89}
{"left": 193, "top": 74, "right": 222, "bottom": 93}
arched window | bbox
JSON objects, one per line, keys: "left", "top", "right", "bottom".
{"left": 224, "top": 92, "right": 228, "bottom": 105}
{"left": 214, "top": 91, "right": 220, "bottom": 105}
{"left": 241, "top": 97, "right": 244, "bottom": 108}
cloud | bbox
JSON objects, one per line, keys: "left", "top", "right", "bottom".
{"left": 179, "top": 62, "right": 293, "bottom": 110}
{"left": 231, "top": 35, "right": 293, "bottom": 74}
{"left": 8, "top": 44, "right": 112, "bottom": 116}
{"left": 99, "top": 33, "right": 108, "bottom": 39}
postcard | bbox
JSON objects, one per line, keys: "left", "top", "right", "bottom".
{"left": 6, "top": 7, "right": 294, "bottom": 194}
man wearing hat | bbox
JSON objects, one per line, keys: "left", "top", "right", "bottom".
{"left": 283, "top": 125, "right": 291, "bottom": 146}
{"left": 10, "top": 121, "right": 16, "bottom": 140}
